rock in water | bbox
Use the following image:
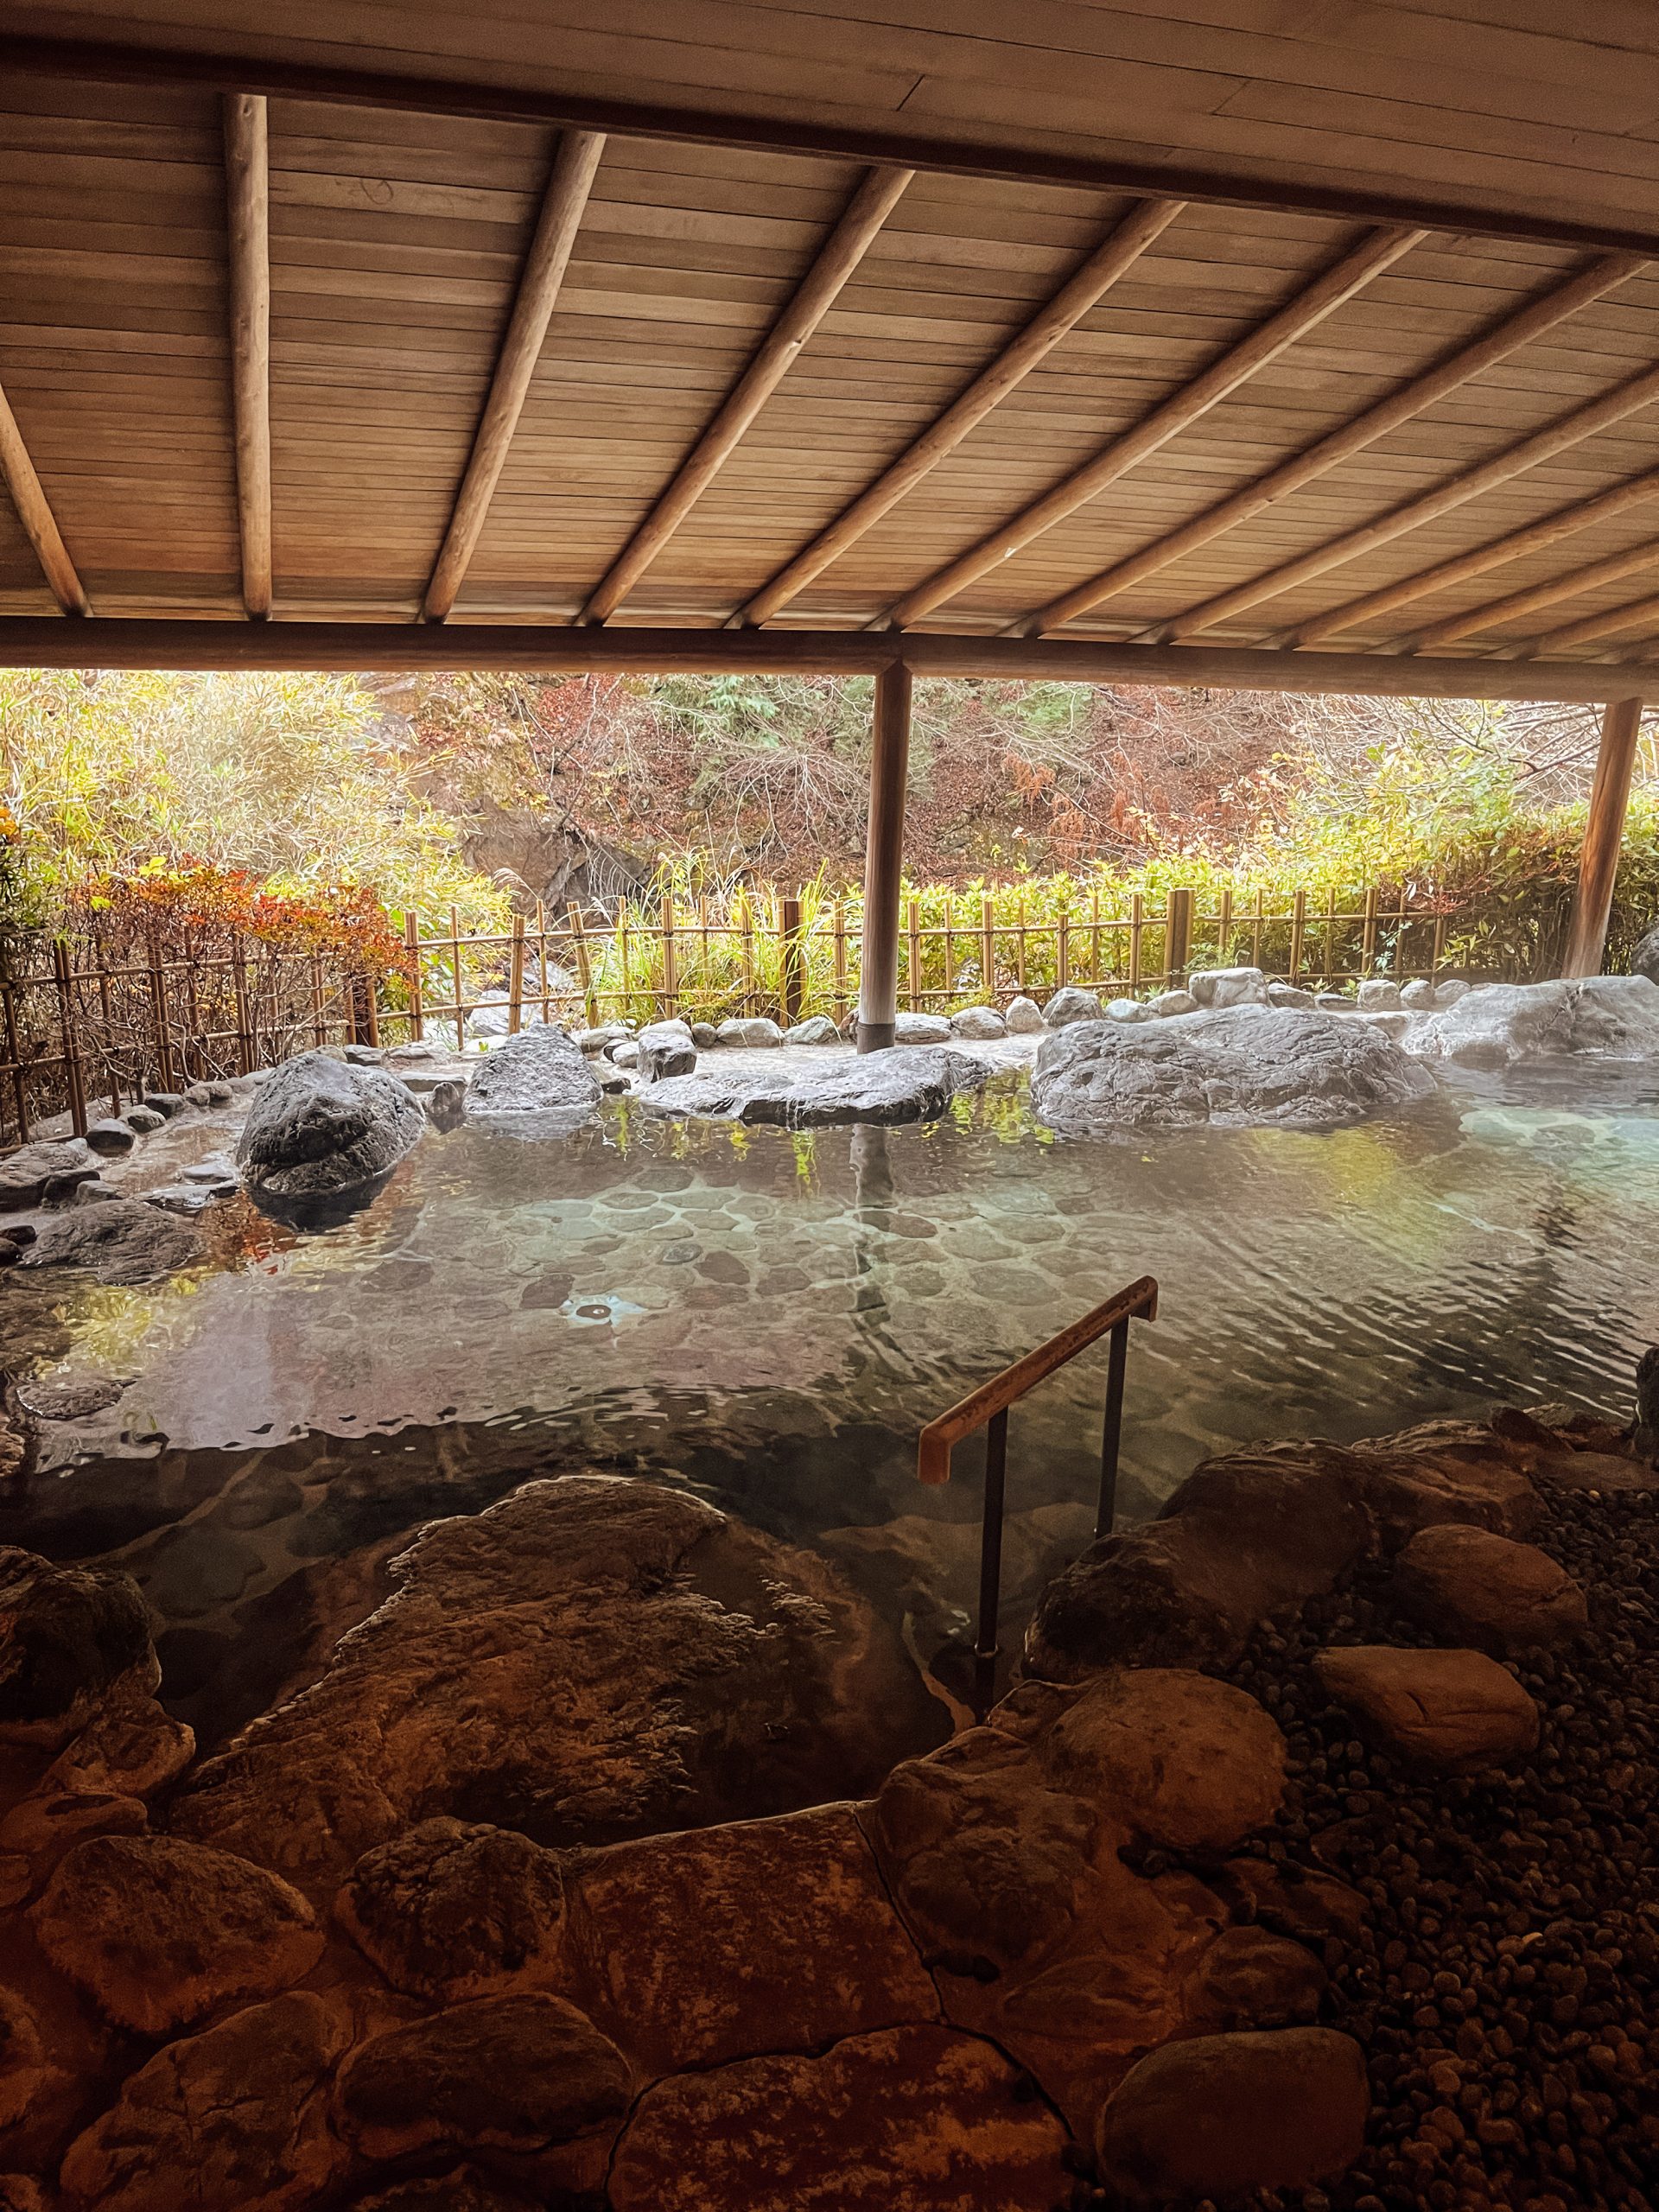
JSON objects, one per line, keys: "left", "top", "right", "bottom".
{"left": 238, "top": 1049, "right": 423, "bottom": 1201}
{"left": 22, "top": 1198, "right": 202, "bottom": 1285}
{"left": 634, "top": 1020, "right": 696, "bottom": 1080}
{"left": 169, "top": 1475, "right": 937, "bottom": 1888}
{"left": 0, "top": 1548, "right": 159, "bottom": 1748}
{"left": 1094, "top": 2027, "right": 1369, "bottom": 2204}
{"left": 1406, "top": 975, "right": 1659, "bottom": 1066}
{"left": 638, "top": 1046, "right": 988, "bottom": 1128}
{"left": 463, "top": 1023, "right": 603, "bottom": 1124}
{"left": 1032, "top": 1006, "right": 1437, "bottom": 1132}
{"left": 0, "top": 1138, "right": 99, "bottom": 1211}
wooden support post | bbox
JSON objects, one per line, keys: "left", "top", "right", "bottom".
{"left": 223, "top": 93, "right": 272, "bottom": 619}
{"left": 779, "top": 891, "right": 805, "bottom": 1027}
{"left": 1165, "top": 888, "right": 1192, "bottom": 984}
{"left": 857, "top": 661, "right": 912, "bottom": 1052}
{"left": 1562, "top": 698, "right": 1645, "bottom": 977}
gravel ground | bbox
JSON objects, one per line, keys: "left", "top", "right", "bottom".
{"left": 1202, "top": 1482, "right": 1659, "bottom": 2212}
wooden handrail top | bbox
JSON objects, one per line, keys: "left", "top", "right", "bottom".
{"left": 916, "top": 1274, "right": 1158, "bottom": 1486}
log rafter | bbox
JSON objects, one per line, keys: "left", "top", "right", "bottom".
{"left": 734, "top": 195, "right": 1184, "bottom": 629}
{"left": 880, "top": 223, "right": 1425, "bottom": 632}
{"left": 0, "top": 379, "right": 89, "bottom": 617}
{"left": 423, "top": 129, "right": 605, "bottom": 623}
{"left": 223, "top": 92, "right": 272, "bottom": 620}
{"left": 577, "top": 164, "right": 913, "bottom": 627}
{"left": 1404, "top": 525, "right": 1659, "bottom": 655}
{"left": 1021, "top": 251, "right": 1649, "bottom": 640}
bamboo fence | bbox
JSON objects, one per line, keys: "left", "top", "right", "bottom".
{"left": 1, "top": 881, "right": 1465, "bottom": 1154}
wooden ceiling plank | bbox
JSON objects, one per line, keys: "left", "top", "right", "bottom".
{"left": 733, "top": 195, "right": 1182, "bottom": 627}
{"left": 1403, "top": 528, "right": 1659, "bottom": 652}
{"left": 576, "top": 162, "right": 913, "bottom": 626}
{"left": 223, "top": 90, "right": 272, "bottom": 618}
{"left": 880, "top": 222, "right": 1423, "bottom": 630}
{"left": 1518, "top": 587, "right": 1659, "bottom": 659}
{"left": 1024, "top": 248, "right": 1649, "bottom": 637}
{"left": 0, "top": 377, "right": 91, "bottom": 614}
{"left": 422, "top": 127, "right": 603, "bottom": 621}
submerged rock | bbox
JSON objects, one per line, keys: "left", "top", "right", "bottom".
{"left": 1032, "top": 1006, "right": 1437, "bottom": 1133}
{"left": 638, "top": 1045, "right": 988, "bottom": 1128}
{"left": 238, "top": 1049, "right": 423, "bottom": 1204}
{"left": 462, "top": 1022, "right": 603, "bottom": 1124}
{"left": 1407, "top": 974, "right": 1659, "bottom": 1066}
{"left": 170, "top": 1475, "right": 937, "bottom": 1889}
{"left": 0, "top": 1549, "right": 159, "bottom": 1749}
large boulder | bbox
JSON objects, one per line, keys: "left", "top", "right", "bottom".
{"left": 1313, "top": 1644, "right": 1540, "bottom": 1771}
{"left": 1389, "top": 1523, "right": 1587, "bottom": 1654}
{"left": 1094, "top": 2027, "right": 1369, "bottom": 2205}
{"left": 1406, "top": 974, "right": 1659, "bottom": 1067}
{"left": 169, "top": 1476, "right": 936, "bottom": 1889}
{"left": 0, "top": 1138, "right": 99, "bottom": 1211}
{"left": 607, "top": 2024, "right": 1070, "bottom": 2212}
{"left": 238, "top": 1049, "right": 423, "bottom": 1203}
{"left": 1032, "top": 1006, "right": 1437, "bottom": 1132}
{"left": 462, "top": 1022, "right": 603, "bottom": 1122}
{"left": 0, "top": 1549, "right": 159, "bottom": 1749}
{"left": 638, "top": 1045, "right": 989, "bottom": 1128}
{"left": 21, "top": 1198, "right": 202, "bottom": 1285}
{"left": 30, "top": 1834, "right": 324, "bottom": 2035}
{"left": 57, "top": 1990, "right": 347, "bottom": 2212}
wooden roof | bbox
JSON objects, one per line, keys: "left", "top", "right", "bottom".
{"left": 4, "top": 8, "right": 1659, "bottom": 699}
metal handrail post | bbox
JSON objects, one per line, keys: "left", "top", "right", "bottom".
{"left": 1097, "top": 1317, "right": 1129, "bottom": 1539}
{"left": 975, "top": 1408, "right": 1009, "bottom": 1708}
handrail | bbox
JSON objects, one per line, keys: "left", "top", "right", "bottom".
{"left": 917, "top": 1272, "right": 1159, "bottom": 1711}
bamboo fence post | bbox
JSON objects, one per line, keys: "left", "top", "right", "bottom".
{"left": 51, "top": 938, "right": 87, "bottom": 1136}
{"left": 1057, "top": 905, "right": 1070, "bottom": 988}
{"left": 697, "top": 893, "right": 711, "bottom": 1020}
{"left": 1090, "top": 887, "right": 1102, "bottom": 987}
{"left": 92, "top": 918, "right": 118, "bottom": 1109}
{"left": 833, "top": 899, "right": 849, "bottom": 1021}
{"left": 981, "top": 892, "right": 995, "bottom": 1000}
{"left": 1016, "top": 896, "right": 1027, "bottom": 992}
{"left": 1323, "top": 887, "right": 1338, "bottom": 986}
{"left": 182, "top": 928, "right": 202, "bottom": 1080}
{"left": 1217, "top": 884, "right": 1232, "bottom": 969}
{"left": 1361, "top": 884, "right": 1379, "bottom": 976}
{"left": 660, "top": 889, "right": 677, "bottom": 1020}
{"left": 536, "top": 899, "right": 551, "bottom": 1025}
{"left": 944, "top": 900, "right": 955, "bottom": 1004}
{"left": 1431, "top": 912, "right": 1446, "bottom": 982}
{"left": 149, "top": 938, "right": 176, "bottom": 1092}
{"left": 449, "top": 905, "right": 465, "bottom": 1051}
{"left": 1129, "top": 893, "right": 1142, "bottom": 994}
{"left": 1290, "top": 890, "right": 1306, "bottom": 982}
{"left": 620, "top": 906, "right": 633, "bottom": 1018}
{"left": 906, "top": 895, "right": 920, "bottom": 1008}
{"left": 740, "top": 893, "right": 755, "bottom": 1014}
{"left": 566, "top": 903, "right": 596, "bottom": 1025}
{"left": 1165, "top": 888, "right": 1193, "bottom": 984}
{"left": 232, "top": 938, "right": 255, "bottom": 1070}
{"left": 1252, "top": 887, "right": 1265, "bottom": 968}
{"left": 2, "top": 979, "right": 28, "bottom": 1142}
{"left": 404, "top": 912, "right": 425, "bottom": 1043}
{"left": 507, "top": 913, "right": 525, "bottom": 1034}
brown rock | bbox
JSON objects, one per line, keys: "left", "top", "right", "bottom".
{"left": 171, "top": 1476, "right": 940, "bottom": 1889}
{"left": 44, "top": 1697, "right": 194, "bottom": 1799}
{"left": 1040, "top": 1668, "right": 1287, "bottom": 1853}
{"left": 562, "top": 1802, "right": 937, "bottom": 2074}
{"left": 332, "top": 1991, "right": 631, "bottom": 2164}
{"left": 58, "top": 1990, "right": 346, "bottom": 2212}
{"left": 1095, "top": 2026, "right": 1369, "bottom": 2204}
{"left": 1212, "top": 1857, "right": 1370, "bottom": 1948}
{"left": 1530, "top": 1446, "right": 1655, "bottom": 1494}
{"left": 0, "top": 1788, "right": 148, "bottom": 1865}
{"left": 1346, "top": 1431, "right": 1545, "bottom": 1542}
{"left": 0, "top": 1987, "right": 48, "bottom": 2132}
{"left": 0, "top": 1549, "right": 158, "bottom": 1750}
{"left": 352, "top": 2174, "right": 540, "bottom": 2212}
{"left": 1180, "top": 1924, "right": 1327, "bottom": 2034}
{"left": 867, "top": 1725, "right": 1097, "bottom": 1968}
{"left": 30, "top": 1834, "right": 324, "bottom": 2036}
{"left": 1313, "top": 1645, "right": 1540, "bottom": 1773}
{"left": 335, "top": 1818, "right": 567, "bottom": 2003}
{"left": 1391, "top": 1523, "right": 1587, "bottom": 1654}
{"left": 608, "top": 2024, "right": 1071, "bottom": 2211}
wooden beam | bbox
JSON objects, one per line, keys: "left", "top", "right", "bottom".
{"left": 857, "top": 663, "right": 913, "bottom": 1052}
{"left": 1025, "top": 251, "right": 1648, "bottom": 639}
{"left": 882, "top": 225, "right": 1422, "bottom": 631}
{"left": 734, "top": 197, "right": 1183, "bottom": 629}
{"left": 1405, "top": 531, "right": 1659, "bottom": 654}
{"left": 577, "top": 165, "right": 912, "bottom": 626}
{"left": 1521, "top": 591, "right": 1659, "bottom": 659}
{"left": 1561, "top": 697, "right": 1644, "bottom": 977}
{"left": 14, "top": 34, "right": 1659, "bottom": 262}
{"left": 0, "top": 379, "right": 89, "bottom": 618}
{"left": 223, "top": 92, "right": 271, "bottom": 620}
{"left": 423, "top": 130, "right": 604, "bottom": 624}
{"left": 1, "top": 617, "right": 1652, "bottom": 702}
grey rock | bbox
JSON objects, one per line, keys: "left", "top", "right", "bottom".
{"left": 1188, "top": 965, "right": 1268, "bottom": 1009}
{"left": 1630, "top": 922, "right": 1659, "bottom": 983}
{"left": 424, "top": 1078, "right": 467, "bottom": 1128}
{"left": 16, "top": 1376, "right": 126, "bottom": 1421}
{"left": 1032, "top": 1006, "right": 1439, "bottom": 1133}
{"left": 142, "top": 1092, "right": 188, "bottom": 1117}
{"left": 1150, "top": 988, "right": 1198, "bottom": 1017}
{"left": 690, "top": 1021, "right": 721, "bottom": 1049}
{"left": 1004, "top": 995, "right": 1045, "bottom": 1034}
{"left": 1432, "top": 976, "right": 1471, "bottom": 1006}
{"left": 1265, "top": 982, "right": 1315, "bottom": 1009}
{"left": 1398, "top": 978, "right": 1436, "bottom": 1010}
{"left": 72, "top": 1180, "right": 120, "bottom": 1206}
{"left": 84, "top": 1119, "right": 137, "bottom": 1156}
{"left": 0, "top": 1139, "right": 97, "bottom": 1211}
{"left": 1041, "top": 986, "right": 1103, "bottom": 1028}
{"left": 715, "top": 1017, "right": 785, "bottom": 1047}
{"left": 1407, "top": 975, "right": 1659, "bottom": 1068}
{"left": 238, "top": 1050, "right": 424, "bottom": 1201}
{"left": 205, "top": 1081, "right": 236, "bottom": 1103}
{"left": 1357, "top": 977, "right": 1402, "bottom": 1010}
{"left": 181, "top": 1154, "right": 238, "bottom": 1184}
{"left": 575, "top": 1025, "right": 631, "bottom": 1052}
{"left": 610, "top": 1041, "right": 640, "bottom": 1068}
{"left": 596, "top": 1069, "right": 629, "bottom": 1096}
{"left": 464, "top": 1023, "right": 604, "bottom": 1124}
{"left": 184, "top": 1083, "right": 218, "bottom": 1105}
{"left": 1359, "top": 1010, "right": 1408, "bottom": 1039}
{"left": 948, "top": 1006, "right": 1007, "bottom": 1041}
{"left": 23, "top": 1198, "right": 203, "bottom": 1284}
{"left": 785, "top": 1015, "right": 841, "bottom": 1045}
{"left": 639, "top": 1045, "right": 990, "bottom": 1128}
{"left": 0, "top": 1222, "right": 35, "bottom": 1247}
{"left": 123, "top": 1107, "right": 166, "bottom": 1134}
{"left": 388, "top": 1043, "right": 435, "bottom": 1063}
{"left": 893, "top": 1011, "right": 952, "bottom": 1044}
{"left": 466, "top": 999, "right": 513, "bottom": 1039}
{"left": 343, "top": 1044, "right": 384, "bottom": 1065}
{"left": 636, "top": 1020, "right": 696, "bottom": 1080}
{"left": 1106, "top": 997, "right": 1154, "bottom": 1022}
{"left": 1315, "top": 992, "right": 1353, "bottom": 1012}
{"left": 144, "top": 1184, "right": 222, "bottom": 1216}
